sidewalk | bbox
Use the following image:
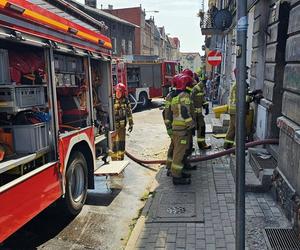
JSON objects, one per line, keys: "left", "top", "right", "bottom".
{"left": 126, "top": 136, "right": 291, "bottom": 250}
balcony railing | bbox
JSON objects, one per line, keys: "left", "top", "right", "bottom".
{"left": 199, "top": 11, "right": 224, "bottom": 36}
{"left": 199, "top": 7, "right": 234, "bottom": 36}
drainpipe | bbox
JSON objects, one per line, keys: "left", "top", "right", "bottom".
{"left": 236, "top": 0, "right": 247, "bottom": 249}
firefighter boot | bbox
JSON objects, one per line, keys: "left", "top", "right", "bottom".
{"left": 166, "top": 168, "right": 171, "bottom": 176}
{"left": 198, "top": 142, "right": 211, "bottom": 150}
{"left": 173, "top": 177, "right": 191, "bottom": 185}
{"left": 184, "top": 163, "right": 197, "bottom": 170}
{"left": 181, "top": 171, "right": 191, "bottom": 178}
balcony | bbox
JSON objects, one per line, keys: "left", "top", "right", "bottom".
{"left": 199, "top": 9, "right": 233, "bottom": 36}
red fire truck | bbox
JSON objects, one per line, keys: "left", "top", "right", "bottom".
{"left": 0, "top": 0, "right": 125, "bottom": 243}
{"left": 122, "top": 55, "right": 179, "bottom": 109}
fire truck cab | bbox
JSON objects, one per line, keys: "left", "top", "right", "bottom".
{"left": 0, "top": 0, "right": 124, "bottom": 243}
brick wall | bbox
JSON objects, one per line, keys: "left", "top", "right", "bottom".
{"left": 105, "top": 7, "right": 142, "bottom": 54}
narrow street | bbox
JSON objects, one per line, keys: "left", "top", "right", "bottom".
{"left": 1, "top": 100, "right": 169, "bottom": 250}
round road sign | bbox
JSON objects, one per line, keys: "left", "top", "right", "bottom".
{"left": 207, "top": 50, "right": 222, "bottom": 66}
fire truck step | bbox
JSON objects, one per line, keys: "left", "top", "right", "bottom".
{"left": 94, "top": 160, "right": 129, "bottom": 176}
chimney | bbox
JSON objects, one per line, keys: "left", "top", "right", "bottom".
{"left": 85, "top": 0, "right": 96, "bottom": 8}
{"left": 108, "top": 4, "right": 113, "bottom": 10}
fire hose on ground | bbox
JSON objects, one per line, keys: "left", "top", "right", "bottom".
{"left": 125, "top": 139, "right": 279, "bottom": 166}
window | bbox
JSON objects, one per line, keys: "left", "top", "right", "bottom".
{"left": 128, "top": 40, "right": 133, "bottom": 55}
{"left": 121, "top": 39, "right": 126, "bottom": 54}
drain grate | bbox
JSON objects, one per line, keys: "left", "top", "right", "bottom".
{"left": 264, "top": 228, "right": 300, "bottom": 250}
{"left": 167, "top": 206, "right": 186, "bottom": 215}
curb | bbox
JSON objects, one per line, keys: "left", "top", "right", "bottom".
{"left": 125, "top": 169, "right": 162, "bottom": 250}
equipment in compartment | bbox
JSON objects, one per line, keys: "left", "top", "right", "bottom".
{"left": 12, "top": 122, "right": 49, "bottom": 154}
{"left": 0, "top": 86, "right": 45, "bottom": 113}
{"left": 0, "top": 49, "right": 10, "bottom": 85}
{"left": 54, "top": 54, "right": 84, "bottom": 87}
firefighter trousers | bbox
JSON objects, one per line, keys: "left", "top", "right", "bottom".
{"left": 195, "top": 114, "right": 206, "bottom": 148}
{"left": 166, "top": 138, "right": 174, "bottom": 170}
{"left": 111, "top": 126, "right": 126, "bottom": 160}
{"left": 224, "top": 114, "right": 235, "bottom": 148}
{"left": 171, "top": 130, "right": 190, "bottom": 178}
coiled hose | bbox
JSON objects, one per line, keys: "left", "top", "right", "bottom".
{"left": 125, "top": 139, "right": 279, "bottom": 165}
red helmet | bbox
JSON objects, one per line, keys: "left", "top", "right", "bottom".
{"left": 176, "top": 75, "right": 193, "bottom": 91}
{"left": 171, "top": 74, "right": 182, "bottom": 87}
{"left": 115, "top": 82, "right": 126, "bottom": 93}
{"left": 182, "top": 68, "right": 194, "bottom": 79}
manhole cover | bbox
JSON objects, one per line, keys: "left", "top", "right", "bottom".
{"left": 167, "top": 206, "right": 186, "bottom": 215}
{"left": 147, "top": 191, "right": 204, "bottom": 223}
{"left": 264, "top": 228, "right": 300, "bottom": 250}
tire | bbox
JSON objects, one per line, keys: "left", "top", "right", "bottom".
{"left": 139, "top": 92, "right": 149, "bottom": 109}
{"left": 64, "top": 151, "right": 88, "bottom": 216}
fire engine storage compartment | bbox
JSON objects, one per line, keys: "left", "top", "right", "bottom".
{"left": 127, "top": 63, "right": 162, "bottom": 96}
{"left": 0, "top": 42, "right": 52, "bottom": 186}
{"left": 54, "top": 52, "right": 91, "bottom": 132}
{"left": 91, "top": 58, "right": 113, "bottom": 157}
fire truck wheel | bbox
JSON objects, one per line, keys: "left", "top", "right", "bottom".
{"left": 64, "top": 151, "right": 88, "bottom": 216}
{"left": 139, "top": 92, "right": 149, "bottom": 108}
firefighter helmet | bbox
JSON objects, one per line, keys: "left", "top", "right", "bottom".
{"left": 176, "top": 75, "right": 193, "bottom": 91}
{"left": 115, "top": 82, "right": 126, "bottom": 99}
{"left": 171, "top": 74, "right": 182, "bottom": 87}
{"left": 182, "top": 68, "right": 194, "bottom": 79}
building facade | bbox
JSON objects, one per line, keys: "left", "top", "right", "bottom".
{"left": 68, "top": 0, "right": 136, "bottom": 57}
{"left": 180, "top": 53, "right": 202, "bottom": 72}
{"left": 200, "top": 0, "right": 300, "bottom": 232}
{"left": 104, "top": 6, "right": 180, "bottom": 61}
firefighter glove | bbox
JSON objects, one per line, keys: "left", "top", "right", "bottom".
{"left": 167, "top": 128, "right": 173, "bottom": 137}
{"left": 128, "top": 125, "right": 133, "bottom": 133}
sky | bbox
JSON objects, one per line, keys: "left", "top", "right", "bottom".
{"left": 76, "top": 0, "right": 206, "bottom": 54}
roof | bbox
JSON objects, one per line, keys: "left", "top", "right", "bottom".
{"left": 28, "top": 0, "right": 99, "bottom": 32}
{"left": 68, "top": 0, "right": 139, "bottom": 28}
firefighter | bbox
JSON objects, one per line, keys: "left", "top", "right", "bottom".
{"left": 223, "top": 69, "right": 262, "bottom": 149}
{"left": 224, "top": 78, "right": 237, "bottom": 149}
{"left": 182, "top": 69, "right": 196, "bottom": 158}
{"left": 163, "top": 74, "right": 181, "bottom": 176}
{"left": 111, "top": 83, "right": 133, "bottom": 160}
{"left": 170, "top": 75, "right": 194, "bottom": 185}
{"left": 191, "top": 75, "right": 212, "bottom": 150}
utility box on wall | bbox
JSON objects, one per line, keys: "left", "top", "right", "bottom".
{"left": 256, "top": 104, "right": 268, "bottom": 139}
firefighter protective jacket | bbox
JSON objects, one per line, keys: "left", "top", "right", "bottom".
{"left": 171, "top": 91, "right": 194, "bottom": 131}
{"left": 228, "top": 81, "right": 252, "bottom": 115}
{"left": 114, "top": 96, "right": 133, "bottom": 128}
{"left": 163, "top": 90, "right": 178, "bottom": 135}
{"left": 190, "top": 82, "right": 208, "bottom": 116}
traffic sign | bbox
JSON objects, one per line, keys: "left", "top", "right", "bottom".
{"left": 207, "top": 50, "right": 222, "bottom": 66}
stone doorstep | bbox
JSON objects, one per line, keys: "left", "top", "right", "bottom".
{"left": 266, "top": 144, "right": 279, "bottom": 162}
{"left": 248, "top": 148, "right": 277, "bottom": 189}
{"left": 229, "top": 155, "right": 268, "bottom": 193}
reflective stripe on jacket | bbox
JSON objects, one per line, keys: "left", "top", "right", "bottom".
{"left": 228, "top": 82, "right": 237, "bottom": 114}
{"left": 191, "top": 82, "right": 205, "bottom": 116}
{"left": 171, "top": 91, "right": 194, "bottom": 131}
{"left": 114, "top": 96, "right": 133, "bottom": 127}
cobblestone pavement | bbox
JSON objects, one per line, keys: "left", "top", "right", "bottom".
{"left": 128, "top": 135, "right": 291, "bottom": 250}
